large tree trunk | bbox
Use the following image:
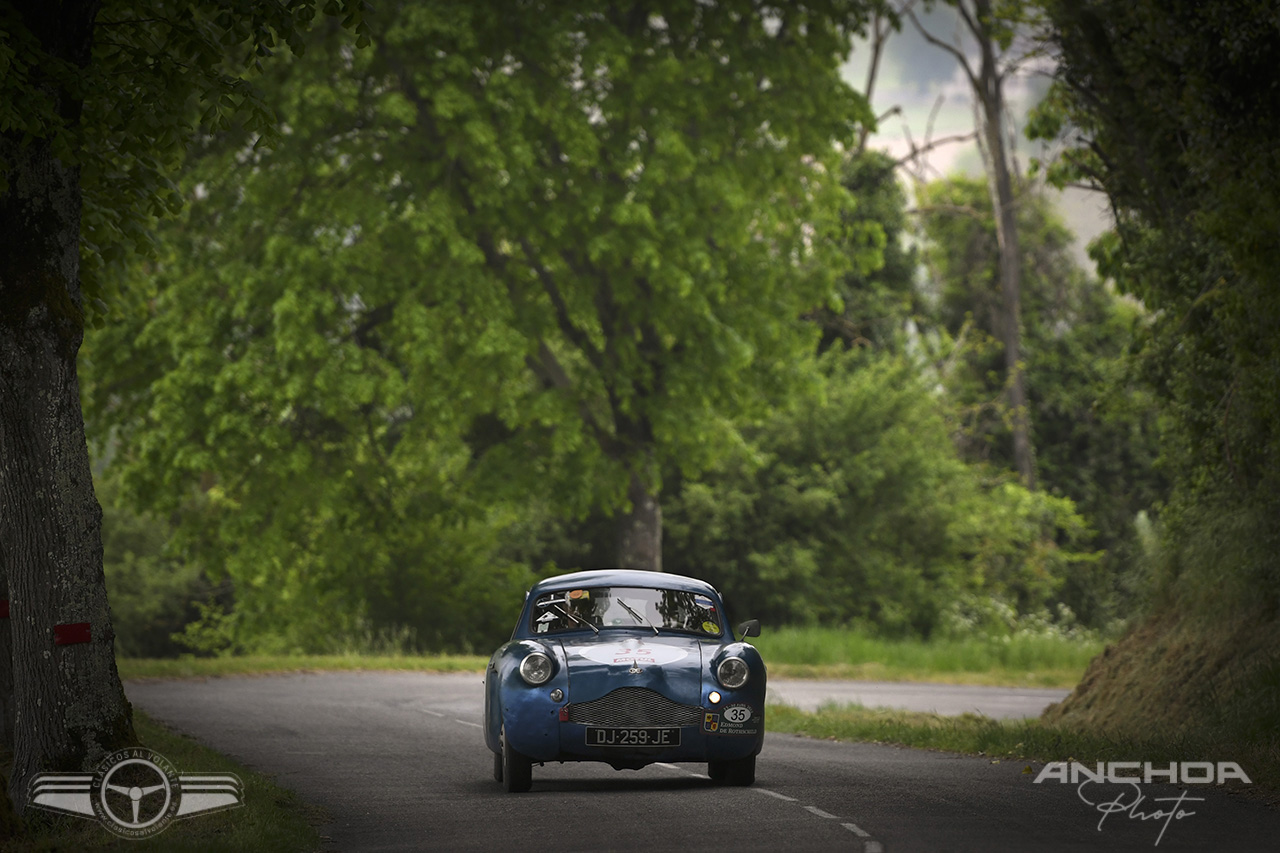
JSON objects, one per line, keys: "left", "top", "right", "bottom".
{"left": 0, "top": 566, "right": 12, "bottom": 754}
{"left": 0, "top": 1, "right": 136, "bottom": 814}
{"left": 0, "top": 136, "right": 136, "bottom": 818}
{"left": 615, "top": 472, "right": 662, "bottom": 572}
{"left": 973, "top": 0, "right": 1036, "bottom": 490}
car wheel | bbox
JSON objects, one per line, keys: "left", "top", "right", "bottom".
{"left": 493, "top": 749, "right": 503, "bottom": 783}
{"left": 501, "top": 727, "right": 532, "bottom": 793}
{"left": 708, "top": 755, "right": 755, "bottom": 786}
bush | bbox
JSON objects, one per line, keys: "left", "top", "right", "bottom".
{"left": 665, "top": 351, "right": 1097, "bottom": 637}
{"left": 99, "top": 477, "right": 217, "bottom": 658}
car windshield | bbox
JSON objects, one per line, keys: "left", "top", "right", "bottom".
{"left": 530, "top": 586, "right": 723, "bottom": 637}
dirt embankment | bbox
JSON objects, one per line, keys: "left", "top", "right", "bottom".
{"left": 1043, "top": 605, "right": 1280, "bottom": 781}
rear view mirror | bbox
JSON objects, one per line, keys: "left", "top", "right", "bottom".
{"left": 737, "top": 619, "right": 760, "bottom": 639}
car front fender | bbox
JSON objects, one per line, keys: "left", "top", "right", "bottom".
{"left": 489, "top": 639, "right": 568, "bottom": 761}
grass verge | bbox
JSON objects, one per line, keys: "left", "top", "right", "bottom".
{"left": 765, "top": 662, "right": 1083, "bottom": 687}
{"left": 119, "top": 653, "right": 489, "bottom": 680}
{"left": 1, "top": 710, "right": 320, "bottom": 851}
{"left": 755, "top": 627, "right": 1102, "bottom": 689}
{"left": 766, "top": 702, "right": 1280, "bottom": 796}
{"left": 119, "top": 626, "right": 1100, "bottom": 687}
{"left": 121, "top": 653, "right": 1081, "bottom": 688}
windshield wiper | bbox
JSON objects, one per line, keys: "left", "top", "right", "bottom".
{"left": 618, "top": 600, "right": 659, "bottom": 635}
{"left": 548, "top": 603, "right": 598, "bottom": 634}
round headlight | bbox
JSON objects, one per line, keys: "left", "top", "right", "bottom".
{"left": 717, "top": 657, "right": 749, "bottom": 689}
{"left": 519, "top": 651, "right": 553, "bottom": 685}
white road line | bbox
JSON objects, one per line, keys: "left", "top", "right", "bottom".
{"left": 842, "top": 822, "right": 870, "bottom": 837}
{"left": 865, "top": 842, "right": 884, "bottom": 853}
{"left": 424, "top": 710, "right": 445, "bottom": 718}
{"left": 753, "top": 788, "right": 797, "bottom": 802}
{"left": 654, "top": 762, "right": 699, "bottom": 776}
{"left": 454, "top": 719, "right": 482, "bottom": 728}
{"left": 804, "top": 805, "right": 838, "bottom": 819}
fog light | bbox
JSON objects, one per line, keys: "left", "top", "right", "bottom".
{"left": 709, "top": 691, "right": 721, "bottom": 704}
{"left": 550, "top": 688, "right": 564, "bottom": 702}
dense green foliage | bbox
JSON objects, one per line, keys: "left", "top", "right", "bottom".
{"left": 664, "top": 352, "right": 1094, "bottom": 636}
{"left": 1032, "top": 0, "right": 1280, "bottom": 612}
{"left": 0, "top": 0, "right": 370, "bottom": 315}
{"left": 98, "top": 478, "right": 213, "bottom": 657}
{"left": 80, "top": 1, "right": 1196, "bottom": 656}
{"left": 811, "top": 150, "right": 921, "bottom": 353}
{"left": 1, "top": 0, "right": 373, "bottom": 805}
{"left": 86, "top": 2, "right": 883, "bottom": 652}
{"left": 915, "top": 178, "right": 1162, "bottom": 624}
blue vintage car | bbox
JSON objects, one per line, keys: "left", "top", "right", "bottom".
{"left": 484, "top": 568, "right": 766, "bottom": 793}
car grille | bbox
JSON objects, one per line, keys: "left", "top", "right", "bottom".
{"left": 567, "top": 687, "right": 704, "bottom": 727}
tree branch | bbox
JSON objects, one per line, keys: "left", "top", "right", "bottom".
{"left": 856, "top": 10, "right": 889, "bottom": 154}
{"left": 905, "top": 4, "right": 979, "bottom": 92}
{"left": 907, "top": 202, "right": 985, "bottom": 220}
{"left": 525, "top": 339, "right": 623, "bottom": 458}
{"left": 892, "top": 130, "right": 977, "bottom": 168}
{"left": 517, "top": 237, "right": 605, "bottom": 374}
{"left": 954, "top": 0, "right": 982, "bottom": 45}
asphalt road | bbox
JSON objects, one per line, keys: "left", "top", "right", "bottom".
{"left": 766, "top": 679, "right": 1069, "bottom": 718}
{"left": 127, "top": 672, "right": 1280, "bottom": 852}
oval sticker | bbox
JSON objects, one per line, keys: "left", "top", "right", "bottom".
{"left": 577, "top": 644, "right": 690, "bottom": 665}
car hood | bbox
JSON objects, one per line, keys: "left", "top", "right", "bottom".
{"left": 555, "top": 631, "right": 705, "bottom": 706}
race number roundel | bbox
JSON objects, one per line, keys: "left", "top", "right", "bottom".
{"left": 577, "top": 644, "right": 690, "bottom": 665}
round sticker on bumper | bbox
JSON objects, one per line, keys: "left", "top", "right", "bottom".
{"left": 718, "top": 704, "right": 760, "bottom": 734}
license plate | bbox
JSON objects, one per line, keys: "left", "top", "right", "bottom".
{"left": 585, "top": 727, "right": 681, "bottom": 747}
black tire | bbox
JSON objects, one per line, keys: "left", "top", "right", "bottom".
{"left": 493, "top": 749, "right": 503, "bottom": 783}
{"left": 708, "top": 755, "right": 755, "bottom": 787}
{"left": 501, "top": 727, "right": 532, "bottom": 793}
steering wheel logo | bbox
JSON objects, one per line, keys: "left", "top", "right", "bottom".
{"left": 90, "top": 748, "right": 181, "bottom": 838}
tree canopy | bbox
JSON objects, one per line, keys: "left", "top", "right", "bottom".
{"left": 85, "top": 1, "right": 885, "bottom": 650}
{"left": 0, "top": 0, "right": 367, "bottom": 815}
{"left": 1032, "top": 0, "right": 1280, "bottom": 610}
{"left": 1027, "top": 0, "right": 1280, "bottom": 753}
{"left": 664, "top": 350, "right": 1094, "bottom": 638}
{"left": 916, "top": 177, "right": 1162, "bottom": 624}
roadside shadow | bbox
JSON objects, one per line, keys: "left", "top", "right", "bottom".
{"left": 462, "top": 770, "right": 718, "bottom": 796}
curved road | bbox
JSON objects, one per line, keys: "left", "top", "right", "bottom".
{"left": 127, "top": 673, "right": 1279, "bottom": 851}
{"left": 766, "top": 678, "right": 1069, "bottom": 718}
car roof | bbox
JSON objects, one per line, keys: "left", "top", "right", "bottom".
{"left": 528, "top": 569, "right": 720, "bottom": 598}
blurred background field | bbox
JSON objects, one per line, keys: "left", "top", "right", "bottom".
{"left": 118, "top": 624, "right": 1104, "bottom": 689}
{"left": 755, "top": 626, "right": 1103, "bottom": 688}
